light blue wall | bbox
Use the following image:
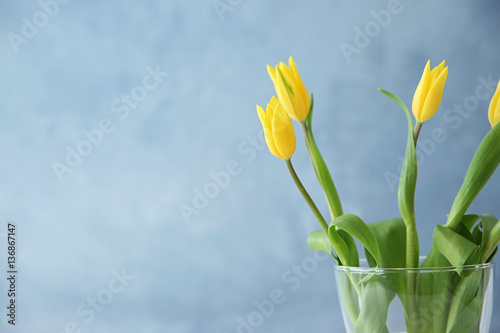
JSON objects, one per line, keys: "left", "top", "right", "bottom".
{"left": 0, "top": 1, "right": 499, "bottom": 332}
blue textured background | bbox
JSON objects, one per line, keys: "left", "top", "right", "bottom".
{"left": 0, "top": 1, "right": 499, "bottom": 332}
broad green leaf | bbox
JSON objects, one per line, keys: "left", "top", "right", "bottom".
{"left": 336, "top": 269, "right": 360, "bottom": 325}
{"left": 379, "top": 88, "right": 418, "bottom": 268}
{"left": 330, "top": 214, "right": 380, "bottom": 266}
{"left": 433, "top": 225, "right": 479, "bottom": 268}
{"left": 366, "top": 218, "right": 406, "bottom": 269}
{"left": 445, "top": 123, "right": 500, "bottom": 231}
{"left": 466, "top": 214, "right": 498, "bottom": 262}
{"left": 353, "top": 276, "right": 395, "bottom": 333}
{"left": 366, "top": 218, "right": 407, "bottom": 306}
{"left": 446, "top": 294, "right": 482, "bottom": 333}
{"left": 457, "top": 221, "right": 476, "bottom": 244}
{"left": 457, "top": 214, "right": 479, "bottom": 244}
{"left": 329, "top": 227, "right": 352, "bottom": 266}
{"left": 338, "top": 229, "right": 359, "bottom": 267}
{"left": 307, "top": 230, "right": 332, "bottom": 254}
{"left": 446, "top": 269, "right": 483, "bottom": 333}
{"left": 419, "top": 215, "right": 489, "bottom": 333}
{"left": 306, "top": 230, "right": 356, "bottom": 266}
{"left": 461, "top": 214, "right": 480, "bottom": 231}
{"left": 478, "top": 214, "right": 498, "bottom": 249}
{"left": 486, "top": 246, "right": 498, "bottom": 263}
{"left": 482, "top": 219, "right": 500, "bottom": 262}
{"left": 418, "top": 248, "right": 460, "bottom": 333}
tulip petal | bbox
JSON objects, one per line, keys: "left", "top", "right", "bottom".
{"left": 412, "top": 60, "right": 449, "bottom": 122}
{"left": 288, "top": 57, "right": 298, "bottom": 77}
{"left": 288, "top": 57, "right": 310, "bottom": 119}
{"left": 257, "top": 104, "right": 281, "bottom": 159}
{"left": 412, "top": 60, "right": 431, "bottom": 121}
{"left": 276, "top": 66, "right": 299, "bottom": 121}
{"left": 272, "top": 103, "right": 296, "bottom": 160}
{"left": 429, "top": 60, "right": 446, "bottom": 82}
{"left": 488, "top": 80, "right": 500, "bottom": 127}
{"left": 256, "top": 104, "right": 266, "bottom": 125}
{"left": 420, "top": 66, "right": 448, "bottom": 122}
{"left": 279, "top": 63, "right": 308, "bottom": 121}
{"left": 268, "top": 96, "right": 280, "bottom": 112}
{"left": 267, "top": 65, "right": 277, "bottom": 85}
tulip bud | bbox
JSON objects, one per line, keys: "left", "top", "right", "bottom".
{"left": 257, "top": 96, "right": 296, "bottom": 160}
{"left": 412, "top": 60, "right": 449, "bottom": 122}
{"left": 267, "top": 57, "right": 311, "bottom": 122}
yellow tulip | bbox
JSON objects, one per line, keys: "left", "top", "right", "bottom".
{"left": 412, "top": 60, "right": 449, "bottom": 122}
{"left": 488, "top": 79, "right": 500, "bottom": 127}
{"left": 267, "top": 57, "right": 311, "bottom": 122}
{"left": 257, "top": 96, "right": 296, "bottom": 160}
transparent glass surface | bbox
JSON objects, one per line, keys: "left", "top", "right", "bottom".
{"left": 334, "top": 259, "right": 494, "bottom": 333}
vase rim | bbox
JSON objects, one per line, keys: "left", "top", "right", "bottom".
{"left": 334, "top": 256, "right": 494, "bottom": 273}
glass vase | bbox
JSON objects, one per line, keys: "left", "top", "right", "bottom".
{"left": 334, "top": 259, "right": 494, "bottom": 333}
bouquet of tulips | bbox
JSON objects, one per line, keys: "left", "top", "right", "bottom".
{"left": 256, "top": 57, "right": 500, "bottom": 333}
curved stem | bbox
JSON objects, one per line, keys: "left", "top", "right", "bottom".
{"left": 406, "top": 223, "right": 419, "bottom": 268}
{"left": 301, "top": 121, "right": 343, "bottom": 219}
{"left": 413, "top": 121, "right": 423, "bottom": 145}
{"left": 405, "top": 223, "right": 419, "bottom": 332}
{"left": 285, "top": 159, "right": 330, "bottom": 235}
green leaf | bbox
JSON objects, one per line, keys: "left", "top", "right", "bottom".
{"left": 486, "top": 246, "right": 498, "bottom": 263}
{"left": 336, "top": 269, "right": 360, "bottom": 325}
{"left": 446, "top": 269, "right": 484, "bottom": 333}
{"left": 461, "top": 214, "right": 480, "bottom": 231}
{"left": 446, "top": 293, "right": 482, "bottom": 333}
{"left": 366, "top": 218, "right": 406, "bottom": 269}
{"left": 378, "top": 88, "right": 410, "bottom": 113}
{"left": 304, "top": 93, "right": 343, "bottom": 219}
{"left": 461, "top": 214, "right": 499, "bottom": 262}
{"left": 445, "top": 123, "right": 500, "bottom": 231}
{"left": 418, "top": 247, "right": 460, "bottom": 332}
{"left": 352, "top": 276, "right": 395, "bottom": 333}
{"left": 329, "top": 227, "right": 352, "bottom": 266}
{"left": 365, "top": 218, "right": 407, "bottom": 304}
{"left": 307, "top": 230, "right": 332, "bottom": 254}
{"left": 433, "top": 225, "right": 480, "bottom": 268}
{"left": 379, "top": 88, "right": 418, "bottom": 268}
{"left": 482, "top": 219, "right": 500, "bottom": 262}
{"left": 380, "top": 89, "right": 417, "bottom": 227}
{"left": 478, "top": 214, "right": 498, "bottom": 248}
{"left": 338, "top": 229, "right": 360, "bottom": 267}
{"left": 330, "top": 214, "right": 380, "bottom": 266}
{"left": 304, "top": 93, "right": 358, "bottom": 265}
{"left": 457, "top": 220, "right": 476, "bottom": 244}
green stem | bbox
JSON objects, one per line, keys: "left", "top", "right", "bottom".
{"left": 413, "top": 121, "right": 423, "bottom": 145}
{"left": 406, "top": 223, "right": 418, "bottom": 268}
{"left": 301, "top": 122, "right": 343, "bottom": 219}
{"left": 405, "top": 223, "right": 419, "bottom": 333}
{"left": 409, "top": 122, "right": 421, "bottom": 268}
{"left": 285, "top": 159, "right": 330, "bottom": 235}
